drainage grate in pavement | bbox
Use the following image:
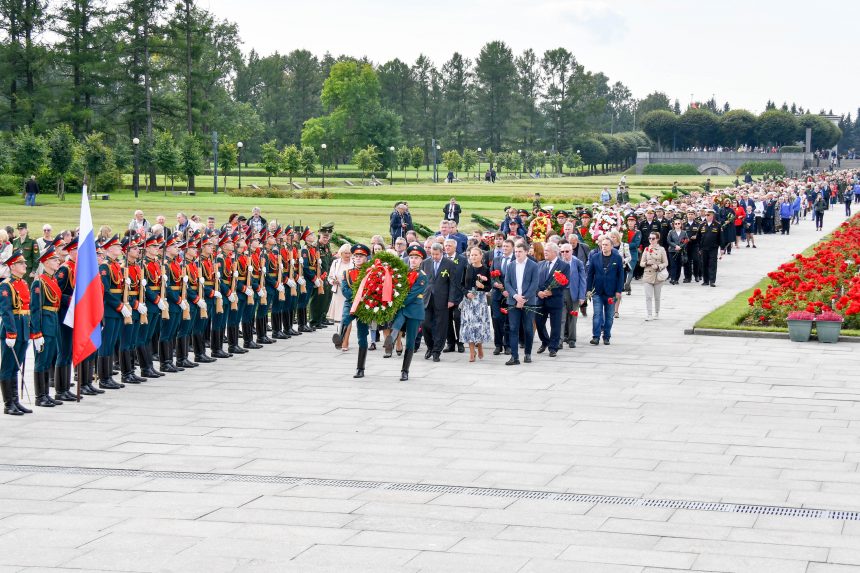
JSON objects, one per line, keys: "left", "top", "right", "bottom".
{"left": 1, "top": 463, "right": 858, "bottom": 521}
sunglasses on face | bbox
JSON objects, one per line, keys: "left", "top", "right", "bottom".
{"left": 650, "top": 237, "right": 658, "bottom": 241}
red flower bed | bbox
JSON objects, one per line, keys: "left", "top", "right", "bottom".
{"left": 745, "top": 213, "right": 860, "bottom": 329}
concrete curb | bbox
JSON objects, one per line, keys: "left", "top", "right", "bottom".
{"left": 685, "top": 327, "right": 860, "bottom": 343}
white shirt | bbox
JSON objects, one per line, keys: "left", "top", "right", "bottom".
{"left": 515, "top": 259, "right": 526, "bottom": 294}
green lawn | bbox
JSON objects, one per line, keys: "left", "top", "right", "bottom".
{"left": 3, "top": 174, "right": 734, "bottom": 240}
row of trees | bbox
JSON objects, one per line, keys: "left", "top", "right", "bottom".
{"left": 640, "top": 108, "right": 843, "bottom": 151}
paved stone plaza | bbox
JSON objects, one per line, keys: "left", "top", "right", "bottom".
{"left": 0, "top": 212, "right": 858, "bottom": 572}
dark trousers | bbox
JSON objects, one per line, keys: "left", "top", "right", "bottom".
{"left": 535, "top": 304, "right": 562, "bottom": 351}
{"left": 814, "top": 212, "right": 824, "bottom": 229}
{"left": 490, "top": 296, "right": 508, "bottom": 350}
{"left": 422, "top": 304, "right": 449, "bottom": 353}
{"left": 701, "top": 248, "right": 718, "bottom": 285}
{"left": 683, "top": 246, "right": 698, "bottom": 281}
{"left": 445, "top": 307, "right": 461, "bottom": 347}
{"left": 668, "top": 251, "right": 683, "bottom": 282}
{"left": 563, "top": 291, "right": 578, "bottom": 344}
{"left": 780, "top": 217, "right": 790, "bottom": 235}
{"left": 506, "top": 307, "right": 533, "bottom": 360}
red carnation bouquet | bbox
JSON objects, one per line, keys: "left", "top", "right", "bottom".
{"left": 545, "top": 269, "right": 570, "bottom": 291}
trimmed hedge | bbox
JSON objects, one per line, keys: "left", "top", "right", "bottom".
{"left": 642, "top": 163, "right": 700, "bottom": 175}
{"left": 202, "top": 169, "right": 388, "bottom": 179}
{"left": 779, "top": 145, "right": 804, "bottom": 153}
{"left": 735, "top": 161, "right": 786, "bottom": 176}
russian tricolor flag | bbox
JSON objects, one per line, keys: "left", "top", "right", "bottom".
{"left": 63, "top": 186, "right": 103, "bottom": 365}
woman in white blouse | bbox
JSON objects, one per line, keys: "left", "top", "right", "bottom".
{"left": 327, "top": 243, "right": 353, "bottom": 350}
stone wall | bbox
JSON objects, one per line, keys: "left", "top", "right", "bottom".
{"left": 635, "top": 152, "right": 811, "bottom": 175}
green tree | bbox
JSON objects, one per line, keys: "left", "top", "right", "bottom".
{"left": 636, "top": 91, "right": 672, "bottom": 118}
{"left": 410, "top": 146, "right": 423, "bottom": 181}
{"left": 640, "top": 110, "right": 678, "bottom": 151}
{"left": 566, "top": 151, "right": 583, "bottom": 172}
{"left": 82, "top": 131, "right": 108, "bottom": 194}
{"left": 678, "top": 108, "right": 720, "bottom": 148}
{"left": 153, "top": 130, "right": 180, "bottom": 193}
{"left": 218, "top": 140, "right": 237, "bottom": 187}
{"left": 281, "top": 144, "right": 300, "bottom": 184}
{"left": 47, "top": 124, "right": 75, "bottom": 200}
{"left": 353, "top": 144, "right": 381, "bottom": 183}
{"left": 756, "top": 110, "right": 799, "bottom": 146}
{"left": 720, "top": 109, "right": 757, "bottom": 147}
{"left": 796, "top": 114, "right": 841, "bottom": 150}
{"left": 299, "top": 146, "right": 317, "bottom": 181}
{"left": 440, "top": 52, "right": 472, "bottom": 150}
{"left": 260, "top": 139, "right": 282, "bottom": 186}
{"left": 571, "top": 136, "right": 606, "bottom": 174}
{"left": 179, "top": 133, "right": 203, "bottom": 191}
{"left": 12, "top": 126, "right": 47, "bottom": 178}
{"left": 396, "top": 146, "right": 411, "bottom": 184}
{"left": 442, "top": 149, "right": 462, "bottom": 175}
{"left": 474, "top": 41, "right": 516, "bottom": 150}
{"left": 462, "top": 148, "right": 478, "bottom": 180}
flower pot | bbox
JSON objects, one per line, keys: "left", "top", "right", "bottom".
{"left": 786, "top": 319, "right": 813, "bottom": 342}
{"left": 816, "top": 321, "right": 842, "bottom": 343}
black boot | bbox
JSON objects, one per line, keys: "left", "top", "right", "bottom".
{"left": 138, "top": 346, "right": 162, "bottom": 378}
{"left": 383, "top": 329, "right": 399, "bottom": 355}
{"left": 211, "top": 328, "right": 231, "bottom": 358}
{"left": 354, "top": 347, "right": 368, "bottom": 378}
{"left": 2, "top": 379, "right": 22, "bottom": 415}
{"left": 256, "top": 317, "right": 274, "bottom": 344}
{"left": 159, "top": 341, "right": 179, "bottom": 373}
{"left": 120, "top": 351, "right": 143, "bottom": 384}
{"left": 11, "top": 375, "right": 32, "bottom": 413}
{"left": 272, "top": 313, "right": 288, "bottom": 339}
{"left": 332, "top": 323, "right": 347, "bottom": 349}
{"left": 127, "top": 350, "right": 147, "bottom": 382}
{"left": 98, "top": 356, "right": 123, "bottom": 389}
{"left": 34, "top": 371, "right": 55, "bottom": 407}
{"left": 242, "top": 322, "right": 262, "bottom": 349}
{"left": 298, "top": 309, "right": 312, "bottom": 333}
{"left": 176, "top": 338, "right": 198, "bottom": 368}
{"left": 228, "top": 326, "right": 247, "bottom": 354}
{"left": 193, "top": 333, "right": 216, "bottom": 363}
{"left": 400, "top": 349, "right": 414, "bottom": 381}
{"left": 80, "top": 359, "right": 101, "bottom": 395}
{"left": 54, "top": 365, "right": 76, "bottom": 402}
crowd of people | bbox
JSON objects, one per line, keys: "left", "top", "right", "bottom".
{"left": 0, "top": 167, "right": 857, "bottom": 415}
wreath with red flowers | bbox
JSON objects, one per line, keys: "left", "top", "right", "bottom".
{"left": 351, "top": 251, "right": 410, "bottom": 325}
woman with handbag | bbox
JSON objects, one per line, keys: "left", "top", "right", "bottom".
{"left": 640, "top": 232, "right": 669, "bottom": 321}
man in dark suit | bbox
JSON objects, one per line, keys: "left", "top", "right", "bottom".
{"left": 585, "top": 236, "right": 625, "bottom": 345}
{"left": 502, "top": 242, "right": 539, "bottom": 365}
{"left": 534, "top": 243, "right": 570, "bottom": 357}
{"left": 560, "top": 242, "right": 586, "bottom": 348}
{"left": 389, "top": 202, "right": 411, "bottom": 244}
{"left": 442, "top": 198, "right": 461, "bottom": 224}
{"left": 442, "top": 238, "right": 466, "bottom": 352}
{"left": 490, "top": 238, "right": 514, "bottom": 355}
{"left": 420, "top": 243, "right": 458, "bottom": 362}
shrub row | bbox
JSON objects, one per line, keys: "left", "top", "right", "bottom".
{"left": 642, "top": 163, "right": 700, "bottom": 175}
{"left": 735, "top": 161, "right": 786, "bottom": 176}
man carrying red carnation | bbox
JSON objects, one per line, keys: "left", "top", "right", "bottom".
{"left": 535, "top": 243, "right": 570, "bottom": 357}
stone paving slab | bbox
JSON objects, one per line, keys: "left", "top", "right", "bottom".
{"left": 0, "top": 212, "right": 858, "bottom": 570}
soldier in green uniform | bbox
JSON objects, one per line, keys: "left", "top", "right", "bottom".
{"left": 309, "top": 223, "right": 335, "bottom": 329}
{"left": 97, "top": 235, "right": 127, "bottom": 390}
{"left": 12, "top": 223, "right": 39, "bottom": 284}
{"left": 30, "top": 245, "right": 65, "bottom": 407}
{"left": 1, "top": 250, "right": 33, "bottom": 415}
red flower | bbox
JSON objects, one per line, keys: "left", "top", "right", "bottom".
{"left": 490, "top": 269, "right": 501, "bottom": 278}
{"left": 551, "top": 270, "right": 569, "bottom": 287}
{"left": 569, "top": 310, "right": 579, "bottom": 317}
{"left": 607, "top": 297, "right": 614, "bottom": 305}
{"left": 500, "top": 308, "right": 508, "bottom": 315}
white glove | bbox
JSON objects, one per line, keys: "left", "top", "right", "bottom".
{"left": 33, "top": 337, "right": 44, "bottom": 352}
{"left": 198, "top": 276, "right": 205, "bottom": 284}
{"left": 215, "top": 271, "right": 221, "bottom": 280}
{"left": 162, "top": 273, "right": 168, "bottom": 282}
{"left": 141, "top": 278, "right": 147, "bottom": 287}
{"left": 138, "top": 304, "right": 148, "bottom": 316}
{"left": 297, "top": 277, "right": 306, "bottom": 286}
{"left": 233, "top": 270, "right": 239, "bottom": 278}
{"left": 214, "top": 291, "right": 222, "bottom": 299}
{"left": 182, "top": 275, "right": 188, "bottom": 284}
{"left": 244, "top": 287, "right": 254, "bottom": 298}
{"left": 228, "top": 293, "right": 238, "bottom": 303}
{"left": 248, "top": 265, "right": 254, "bottom": 274}
{"left": 257, "top": 288, "right": 265, "bottom": 296}
{"left": 157, "top": 299, "right": 168, "bottom": 311}
{"left": 197, "top": 299, "right": 206, "bottom": 310}
{"left": 124, "top": 277, "right": 131, "bottom": 286}
{"left": 4, "top": 338, "right": 14, "bottom": 349}
{"left": 121, "top": 305, "right": 132, "bottom": 319}
{"left": 276, "top": 284, "right": 285, "bottom": 293}
{"left": 314, "top": 279, "right": 322, "bottom": 288}
{"left": 180, "top": 300, "right": 189, "bottom": 311}
{"left": 287, "top": 278, "right": 296, "bottom": 288}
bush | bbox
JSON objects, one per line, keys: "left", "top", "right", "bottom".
{"left": 779, "top": 145, "right": 804, "bottom": 153}
{"left": 735, "top": 161, "right": 786, "bottom": 176}
{"left": 642, "top": 163, "right": 700, "bottom": 175}
{"left": 0, "top": 174, "right": 21, "bottom": 197}
{"left": 201, "top": 169, "right": 388, "bottom": 180}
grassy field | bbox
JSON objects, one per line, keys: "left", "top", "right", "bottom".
{"left": 2, "top": 174, "right": 734, "bottom": 241}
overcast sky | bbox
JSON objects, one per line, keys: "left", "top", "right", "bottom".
{"left": 202, "top": 0, "right": 858, "bottom": 117}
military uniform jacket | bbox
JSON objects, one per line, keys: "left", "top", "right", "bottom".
{"left": 249, "top": 249, "right": 264, "bottom": 289}
{"left": 301, "top": 245, "right": 318, "bottom": 283}
{"left": 127, "top": 262, "right": 143, "bottom": 311}
{"left": 56, "top": 260, "right": 76, "bottom": 320}
{"left": 201, "top": 256, "right": 217, "bottom": 299}
{"left": 164, "top": 258, "right": 184, "bottom": 306}
{"left": 638, "top": 219, "right": 661, "bottom": 250}
{"left": 683, "top": 219, "right": 701, "bottom": 249}
{"left": 12, "top": 237, "right": 38, "bottom": 276}
{"left": 400, "top": 270, "right": 427, "bottom": 320}
{"left": 143, "top": 258, "right": 163, "bottom": 306}
{"left": 265, "top": 248, "right": 280, "bottom": 290}
{"left": 186, "top": 259, "right": 201, "bottom": 305}
{"left": 0, "top": 277, "right": 31, "bottom": 340}
{"left": 100, "top": 259, "right": 125, "bottom": 318}
{"left": 30, "top": 272, "right": 61, "bottom": 339}
{"left": 341, "top": 267, "right": 362, "bottom": 304}
{"left": 698, "top": 220, "right": 721, "bottom": 250}
{"left": 216, "top": 254, "right": 235, "bottom": 298}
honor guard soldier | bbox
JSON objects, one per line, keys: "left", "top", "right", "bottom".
{"left": 384, "top": 245, "right": 428, "bottom": 381}
{"left": 212, "top": 231, "right": 235, "bottom": 357}
{"left": 175, "top": 234, "right": 202, "bottom": 368}
{"left": 283, "top": 227, "right": 301, "bottom": 336}
{"left": 138, "top": 235, "right": 166, "bottom": 379}
{"left": 30, "top": 245, "right": 65, "bottom": 406}
{"left": 1, "top": 250, "right": 34, "bottom": 415}
{"left": 195, "top": 232, "right": 219, "bottom": 362}
{"left": 698, "top": 208, "right": 721, "bottom": 287}
{"left": 97, "top": 235, "right": 127, "bottom": 390}
{"left": 309, "top": 223, "right": 335, "bottom": 329}
{"left": 297, "top": 227, "right": 322, "bottom": 332}
{"left": 265, "top": 228, "right": 288, "bottom": 339}
{"left": 12, "top": 223, "right": 39, "bottom": 284}
{"left": 219, "top": 231, "right": 245, "bottom": 355}
{"left": 236, "top": 231, "right": 261, "bottom": 349}
{"left": 336, "top": 244, "right": 371, "bottom": 378}
{"left": 251, "top": 230, "right": 273, "bottom": 345}
{"left": 118, "top": 236, "right": 147, "bottom": 385}
{"left": 159, "top": 233, "right": 187, "bottom": 373}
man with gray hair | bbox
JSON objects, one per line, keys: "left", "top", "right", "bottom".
{"left": 248, "top": 207, "right": 266, "bottom": 232}
{"left": 420, "top": 242, "right": 458, "bottom": 362}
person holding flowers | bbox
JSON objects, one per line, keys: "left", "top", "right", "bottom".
{"left": 535, "top": 243, "right": 569, "bottom": 357}
{"left": 502, "top": 242, "right": 539, "bottom": 365}
{"left": 383, "top": 245, "right": 428, "bottom": 381}
{"left": 459, "top": 246, "right": 492, "bottom": 362}
{"left": 586, "top": 237, "right": 625, "bottom": 346}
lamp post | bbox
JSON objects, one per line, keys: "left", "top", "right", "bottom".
{"left": 542, "top": 149, "right": 547, "bottom": 178}
{"left": 388, "top": 146, "right": 395, "bottom": 185}
{"left": 477, "top": 147, "right": 482, "bottom": 182}
{"left": 212, "top": 130, "right": 218, "bottom": 195}
{"left": 577, "top": 149, "right": 581, "bottom": 175}
{"left": 237, "top": 141, "right": 243, "bottom": 189}
{"left": 321, "top": 143, "right": 327, "bottom": 188}
{"left": 432, "top": 139, "right": 439, "bottom": 183}
{"left": 132, "top": 137, "right": 140, "bottom": 198}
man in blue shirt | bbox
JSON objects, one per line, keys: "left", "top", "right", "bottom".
{"left": 585, "top": 237, "right": 624, "bottom": 346}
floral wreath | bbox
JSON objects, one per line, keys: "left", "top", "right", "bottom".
{"left": 350, "top": 251, "right": 410, "bottom": 325}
